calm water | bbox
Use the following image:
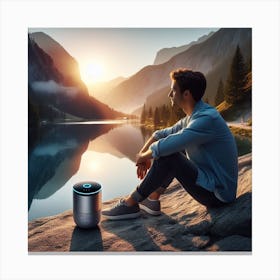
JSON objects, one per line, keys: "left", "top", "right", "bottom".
{"left": 28, "top": 121, "right": 251, "bottom": 221}
{"left": 28, "top": 121, "right": 152, "bottom": 221}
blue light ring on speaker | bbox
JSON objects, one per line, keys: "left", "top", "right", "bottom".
{"left": 83, "top": 183, "right": 92, "bottom": 188}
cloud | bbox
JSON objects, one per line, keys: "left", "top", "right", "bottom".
{"left": 31, "top": 80, "right": 78, "bottom": 97}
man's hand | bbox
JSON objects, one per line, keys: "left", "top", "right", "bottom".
{"left": 136, "top": 150, "right": 152, "bottom": 179}
{"left": 136, "top": 160, "right": 151, "bottom": 180}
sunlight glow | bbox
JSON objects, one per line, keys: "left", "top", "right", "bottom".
{"left": 88, "top": 160, "right": 101, "bottom": 172}
{"left": 80, "top": 62, "right": 105, "bottom": 85}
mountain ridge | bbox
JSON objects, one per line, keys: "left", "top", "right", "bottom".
{"left": 30, "top": 32, "right": 84, "bottom": 87}
{"left": 103, "top": 28, "right": 252, "bottom": 114}
{"left": 28, "top": 33, "right": 126, "bottom": 120}
{"left": 153, "top": 31, "right": 215, "bottom": 65}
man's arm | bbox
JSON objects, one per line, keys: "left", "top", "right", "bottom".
{"left": 139, "top": 135, "right": 157, "bottom": 154}
{"left": 135, "top": 118, "right": 184, "bottom": 179}
{"left": 152, "top": 118, "right": 184, "bottom": 140}
{"left": 150, "top": 116, "right": 215, "bottom": 159}
{"left": 136, "top": 117, "right": 184, "bottom": 161}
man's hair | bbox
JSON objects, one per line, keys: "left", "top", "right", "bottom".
{"left": 170, "top": 68, "right": 207, "bottom": 101}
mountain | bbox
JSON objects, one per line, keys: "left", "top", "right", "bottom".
{"left": 28, "top": 34, "right": 63, "bottom": 84}
{"left": 28, "top": 33, "right": 126, "bottom": 120}
{"left": 153, "top": 31, "right": 215, "bottom": 65}
{"left": 102, "top": 63, "right": 169, "bottom": 113}
{"left": 30, "top": 32, "right": 85, "bottom": 88}
{"left": 132, "top": 85, "right": 170, "bottom": 116}
{"left": 105, "top": 28, "right": 251, "bottom": 114}
{"left": 88, "top": 76, "right": 127, "bottom": 101}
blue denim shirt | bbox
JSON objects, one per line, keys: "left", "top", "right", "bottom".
{"left": 150, "top": 100, "right": 238, "bottom": 203}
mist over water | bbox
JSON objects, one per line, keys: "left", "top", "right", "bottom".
{"left": 31, "top": 80, "right": 78, "bottom": 97}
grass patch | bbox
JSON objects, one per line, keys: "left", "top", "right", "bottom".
{"left": 229, "top": 126, "right": 252, "bottom": 139}
{"left": 229, "top": 127, "right": 252, "bottom": 156}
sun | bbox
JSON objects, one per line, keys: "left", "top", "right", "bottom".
{"left": 80, "top": 62, "right": 104, "bottom": 85}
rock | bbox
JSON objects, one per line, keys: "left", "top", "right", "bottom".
{"left": 206, "top": 235, "right": 252, "bottom": 251}
{"left": 28, "top": 153, "right": 252, "bottom": 252}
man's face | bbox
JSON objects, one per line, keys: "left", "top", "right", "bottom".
{"left": 168, "top": 80, "right": 183, "bottom": 107}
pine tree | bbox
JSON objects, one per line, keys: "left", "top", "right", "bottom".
{"left": 162, "top": 104, "right": 170, "bottom": 126}
{"left": 154, "top": 107, "right": 160, "bottom": 127}
{"left": 148, "top": 107, "right": 153, "bottom": 119}
{"left": 140, "top": 104, "right": 146, "bottom": 124}
{"left": 246, "top": 57, "right": 252, "bottom": 73}
{"left": 215, "top": 79, "right": 224, "bottom": 106}
{"left": 168, "top": 104, "right": 175, "bottom": 125}
{"left": 224, "top": 45, "right": 247, "bottom": 104}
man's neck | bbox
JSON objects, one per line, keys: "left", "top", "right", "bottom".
{"left": 183, "top": 100, "right": 197, "bottom": 116}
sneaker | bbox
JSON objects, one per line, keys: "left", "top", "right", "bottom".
{"left": 102, "top": 198, "right": 141, "bottom": 220}
{"left": 139, "top": 198, "right": 161, "bottom": 216}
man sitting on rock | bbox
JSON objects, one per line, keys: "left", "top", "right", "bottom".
{"left": 102, "top": 68, "right": 238, "bottom": 220}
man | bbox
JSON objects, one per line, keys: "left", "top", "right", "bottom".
{"left": 102, "top": 68, "right": 238, "bottom": 220}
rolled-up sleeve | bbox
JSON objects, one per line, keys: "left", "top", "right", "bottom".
{"left": 150, "top": 116, "right": 215, "bottom": 159}
{"left": 152, "top": 119, "right": 184, "bottom": 140}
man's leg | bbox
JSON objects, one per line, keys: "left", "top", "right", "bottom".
{"left": 148, "top": 186, "right": 168, "bottom": 200}
{"left": 102, "top": 153, "right": 190, "bottom": 220}
{"left": 129, "top": 152, "right": 226, "bottom": 208}
{"left": 136, "top": 178, "right": 173, "bottom": 216}
{"left": 180, "top": 183, "right": 227, "bottom": 208}
{"left": 129, "top": 152, "right": 197, "bottom": 203}
{"left": 102, "top": 153, "right": 224, "bottom": 220}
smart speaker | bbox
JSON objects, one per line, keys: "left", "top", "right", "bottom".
{"left": 73, "top": 182, "right": 102, "bottom": 228}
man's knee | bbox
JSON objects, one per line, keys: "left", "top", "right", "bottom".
{"left": 156, "top": 152, "right": 184, "bottom": 164}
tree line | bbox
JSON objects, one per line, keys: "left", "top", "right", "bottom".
{"left": 215, "top": 45, "right": 251, "bottom": 106}
{"left": 140, "top": 103, "right": 185, "bottom": 128}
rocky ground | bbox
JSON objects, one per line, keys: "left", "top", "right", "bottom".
{"left": 28, "top": 153, "right": 252, "bottom": 252}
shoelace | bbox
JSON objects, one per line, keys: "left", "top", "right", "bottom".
{"left": 113, "top": 198, "right": 126, "bottom": 208}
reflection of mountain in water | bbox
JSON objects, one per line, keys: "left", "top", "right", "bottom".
{"left": 28, "top": 123, "right": 117, "bottom": 210}
{"left": 89, "top": 125, "right": 148, "bottom": 162}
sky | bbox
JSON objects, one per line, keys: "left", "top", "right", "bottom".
{"left": 28, "top": 28, "right": 219, "bottom": 85}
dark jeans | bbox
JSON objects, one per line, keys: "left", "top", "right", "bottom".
{"left": 131, "top": 153, "right": 226, "bottom": 208}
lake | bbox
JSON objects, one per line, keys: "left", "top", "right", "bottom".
{"left": 28, "top": 121, "right": 251, "bottom": 221}
{"left": 28, "top": 121, "right": 152, "bottom": 221}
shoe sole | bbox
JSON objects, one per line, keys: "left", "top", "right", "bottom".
{"left": 139, "top": 204, "right": 161, "bottom": 216}
{"left": 102, "top": 211, "right": 141, "bottom": 220}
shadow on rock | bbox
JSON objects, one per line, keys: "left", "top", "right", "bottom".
{"left": 70, "top": 226, "right": 104, "bottom": 251}
{"left": 101, "top": 191, "right": 252, "bottom": 252}
{"left": 101, "top": 212, "right": 211, "bottom": 251}
{"left": 101, "top": 218, "right": 162, "bottom": 251}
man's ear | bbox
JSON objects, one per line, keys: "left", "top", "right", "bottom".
{"left": 183, "top": 89, "right": 190, "bottom": 97}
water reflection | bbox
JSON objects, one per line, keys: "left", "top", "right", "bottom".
{"left": 90, "top": 125, "right": 145, "bottom": 161}
{"left": 29, "top": 123, "right": 118, "bottom": 213}
{"left": 28, "top": 122, "right": 251, "bottom": 221}
{"left": 28, "top": 122, "right": 149, "bottom": 221}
